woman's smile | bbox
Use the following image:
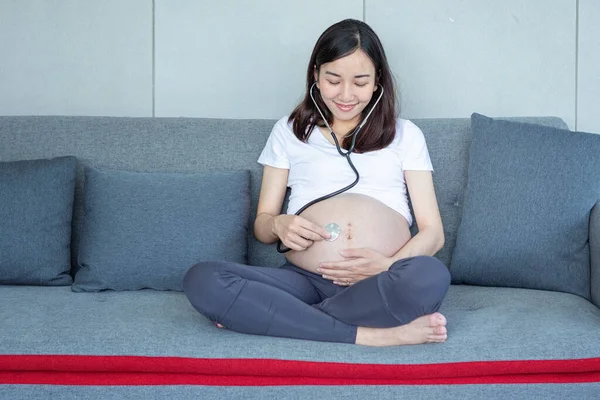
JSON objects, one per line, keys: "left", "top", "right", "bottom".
{"left": 334, "top": 101, "right": 358, "bottom": 112}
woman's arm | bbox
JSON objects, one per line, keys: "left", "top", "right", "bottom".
{"left": 389, "top": 170, "right": 445, "bottom": 262}
{"left": 254, "top": 166, "right": 289, "bottom": 244}
{"left": 254, "top": 165, "right": 331, "bottom": 248}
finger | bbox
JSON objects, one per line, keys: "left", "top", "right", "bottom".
{"left": 322, "top": 273, "right": 354, "bottom": 280}
{"left": 292, "top": 216, "right": 327, "bottom": 239}
{"left": 303, "top": 220, "right": 331, "bottom": 239}
{"left": 293, "top": 235, "right": 314, "bottom": 249}
{"left": 298, "top": 226, "right": 327, "bottom": 241}
{"left": 333, "top": 278, "right": 353, "bottom": 286}
{"left": 321, "top": 270, "right": 348, "bottom": 279}
{"left": 319, "top": 268, "right": 353, "bottom": 277}
{"left": 284, "top": 235, "right": 313, "bottom": 251}
{"left": 333, "top": 280, "right": 351, "bottom": 286}
{"left": 283, "top": 239, "right": 308, "bottom": 252}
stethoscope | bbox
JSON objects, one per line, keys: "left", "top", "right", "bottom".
{"left": 276, "top": 82, "right": 385, "bottom": 253}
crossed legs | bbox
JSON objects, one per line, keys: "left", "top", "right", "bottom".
{"left": 183, "top": 256, "right": 450, "bottom": 346}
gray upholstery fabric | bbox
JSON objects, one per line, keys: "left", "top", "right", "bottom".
{"left": 1, "top": 284, "right": 599, "bottom": 363}
{"left": 591, "top": 201, "right": 600, "bottom": 308}
{"left": 0, "top": 116, "right": 596, "bottom": 396}
{"left": 2, "top": 384, "right": 599, "bottom": 399}
{"left": 0, "top": 156, "right": 76, "bottom": 285}
{"left": 72, "top": 166, "right": 250, "bottom": 291}
{"left": 0, "top": 115, "right": 569, "bottom": 271}
{"left": 451, "top": 114, "right": 600, "bottom": 299}
{"left": 408, "top": 116, "right": 568, "bottom": 268}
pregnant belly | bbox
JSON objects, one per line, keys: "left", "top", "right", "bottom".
{"left": 284, "top": 193, "right": 411, "bottom": 274}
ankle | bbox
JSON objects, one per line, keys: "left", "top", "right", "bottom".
{"left": 355, "top": 326, "right": 391, "bottom": 346}
{"left": 355, "top": 326, "right": 377, "bottom": 345}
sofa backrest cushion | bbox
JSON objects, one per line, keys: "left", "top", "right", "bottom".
{"left": 451, "top": 113, "right": 600, "bottom": 299}
{"left": 72, "top": 166, "right": 250, "bottom": 292}
{"left": 0, "top": 156, "right": 76, "bottom": 285}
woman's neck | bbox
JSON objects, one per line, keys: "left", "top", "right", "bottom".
{"left": 331, "top": 118, "right": 360, "bottom": 137}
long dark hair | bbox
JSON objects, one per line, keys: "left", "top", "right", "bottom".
{"left": 289, "top": 19, "right": 398, "bottom": 153}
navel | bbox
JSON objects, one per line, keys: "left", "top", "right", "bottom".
{"left": 345, "top": 223, "right": 353, "bottom": 240}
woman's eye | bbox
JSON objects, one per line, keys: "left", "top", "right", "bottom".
{"left": 355, "top": 83, "right": 368, "bottom": 87}
{"left": 327, "top": 81, "right": 340, "bottom": 85}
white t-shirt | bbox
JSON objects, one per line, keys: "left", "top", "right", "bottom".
{"left": 257, "top": 116, "right": 433, "bottom": 226}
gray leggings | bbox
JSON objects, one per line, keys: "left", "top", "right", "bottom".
{"left": 183, "top": 256, "right": 450, "bottom": 344}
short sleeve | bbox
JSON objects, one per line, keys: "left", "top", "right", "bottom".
{"left": 400, "top": 120, "right": 434, "bottom": 171}
{"left": 257, "top": 118, "right": 291, "bottom": 169}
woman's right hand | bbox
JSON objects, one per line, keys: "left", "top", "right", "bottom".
{"left": 273, "top": 215, "right": 331, "bottom": 251}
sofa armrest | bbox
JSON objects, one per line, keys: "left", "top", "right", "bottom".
{"left": 591, "top": 201, "right": 600, "bottom": 309}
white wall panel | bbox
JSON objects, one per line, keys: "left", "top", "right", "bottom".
{"left": 155, "top": 0, "right": 363, "bottom": 118}
{"left": 0, "top": 1, "right": 591, "bottom": 125}
{"left": 366, "top": 0, "right": 577, "bottom": 129}
{"left": 0, "top": 0, "right": 153, "bottom": 117}
{"left": 577, "top": 0, "right": 600, "bottom": 133}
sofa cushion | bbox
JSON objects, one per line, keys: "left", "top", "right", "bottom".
{"left": 72, "top": 166, "right": 250, "bottom": 292}
{"left": 406, "top": 117, "right": 568, "bottom": 269}
{"left": 1, "top": 284, "right": 599, "bottom": 384}
{"left": 0, "top": 156, "right": 76, "bottom": 286}
{"left": 450, "top": 113, "right": 600, "bottom": 298}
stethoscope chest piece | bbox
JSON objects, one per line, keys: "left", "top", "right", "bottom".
{"left": 324, "top": 222, "right": 341, "bottom": 242}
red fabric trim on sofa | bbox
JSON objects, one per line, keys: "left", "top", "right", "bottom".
{"left": 1, "top": 355, "right": 599, "bottom": 386}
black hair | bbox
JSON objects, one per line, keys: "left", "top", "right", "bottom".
{"left": 289, "top": 19, "right": 397, "bottom": 153}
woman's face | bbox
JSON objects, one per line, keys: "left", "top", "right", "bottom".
{"left": 314, "top": 49, "right": 378, "bottom": 127}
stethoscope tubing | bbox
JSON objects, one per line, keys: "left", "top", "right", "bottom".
{"left": 276, "top": 83, "right": 384, "bottom": 253}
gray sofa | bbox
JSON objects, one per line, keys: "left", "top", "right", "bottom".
{"left": 1, "top": 115, "right": 599, "bottom": 399}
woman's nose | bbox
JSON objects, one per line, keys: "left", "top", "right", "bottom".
{"left": 338, "top": 83, "right": 355, "bottom": 102}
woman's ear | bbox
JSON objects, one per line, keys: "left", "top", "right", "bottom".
{"left": 374, "top": 69, "right": 381, "bottom": 91}
{"left": 313, "top": 66, "right": 319, "bottom": 88}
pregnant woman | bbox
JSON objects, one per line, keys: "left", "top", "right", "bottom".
{"left": 183, "top": 19, "right": 450, "bottom": 346}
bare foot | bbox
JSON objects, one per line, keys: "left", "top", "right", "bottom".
{"left": 356, "top": 313, "right": 448, "bottom": 347}
{"left": 216, "top": 323, "right": 225, "bottom": 329}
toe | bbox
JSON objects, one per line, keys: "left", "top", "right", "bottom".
{"left": 430, "top": 312, "right": 447, "bottom": 326}
{"left": 428, "top": 334, "right": 448, "bottom": 343}
{"left": 433, "top": 325, "right": 447, "bottom": 335}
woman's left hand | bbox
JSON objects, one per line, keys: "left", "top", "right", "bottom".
{"left": 317, "top": 248, "right": 393, "bottom": 286}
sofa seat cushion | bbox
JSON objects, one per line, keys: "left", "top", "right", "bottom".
{"left": 1, "top": 284, "right": 599, "bottom": 385}
{"left": 1, "top": 384, "right": 600, "bottom": 400}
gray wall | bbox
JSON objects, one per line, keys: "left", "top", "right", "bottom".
{"left": 0, "top": 0, "right": 598, "bottom": 132}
